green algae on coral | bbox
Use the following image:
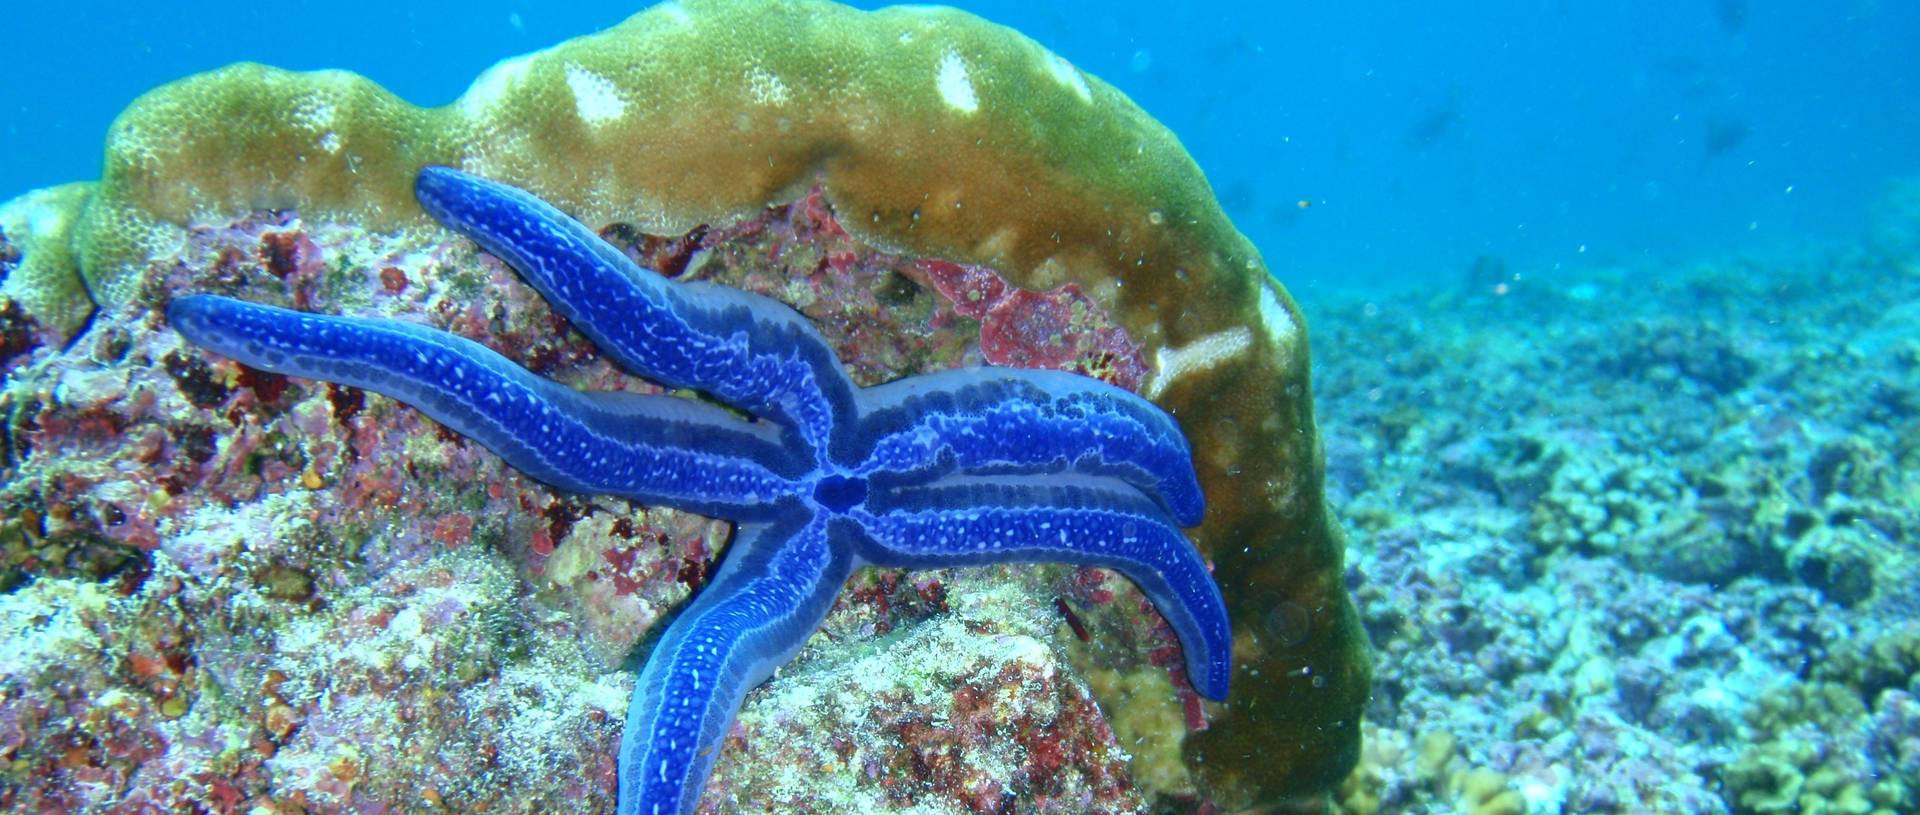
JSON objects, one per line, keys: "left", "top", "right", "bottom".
{"left": 2, "top": 0, "right": 1366, "bottom": 806}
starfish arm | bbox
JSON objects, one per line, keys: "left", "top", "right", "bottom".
{"left": 619, "top": 511, "right": 854, "bottom": 815}
{"left": 168, "top": 295, "right": 804, "bottom": 518}
{"left": 852, "top": 368, "right": 1206, "bottom": 526}
{"left": 852, "top": 476, "right": 1231, "bottom": 700}
{"left": 415, "top": 166, "right": 858, "bottom": 456}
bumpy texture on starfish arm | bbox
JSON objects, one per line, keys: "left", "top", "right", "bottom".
{"left": 170, "top": 167, "right": 1230, "bottom": 815}
{"left": 851, "top": 369, "right": 1207, "bottom": 526}
{"left": 167, "top": 296, "right": 803, "bottom": 520}
{"left": 415, "top": 169, "right": 1205, "bottom": 523}
{"left": 849, "top": 478, "right": 1229, "bottom": 698}
{"left": 415, "top": 168, "right": 857, "bottom": 460}
{"left": 622, "top": 512, "right": 854, "bottom": 810}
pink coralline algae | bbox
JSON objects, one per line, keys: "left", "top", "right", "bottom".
{"left": 0, "top": 182, "right": 1174, "bottom": 812}
{"left": 702, "top": 567, "right": 1146, "bottom": 814}
{"left": 602, "top": 187, "right": 1150, "bottom": 392}
{"left": 912, "top": 259, "right": 1149, "bottom": 390}
{"left": 0, "top": 228, "right": 55, "bottom": 375}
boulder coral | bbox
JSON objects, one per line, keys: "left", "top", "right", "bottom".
{"left": 0, "top": 183, "right": 95, "bottom": 363}
{"left": 0, "top": 0, "right": 1365, "bottom": 808}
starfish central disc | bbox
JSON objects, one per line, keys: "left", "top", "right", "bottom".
{"left": 167, "top": 166, "right": 1232, "bottom": 815}
{"left": 812, "top": 474, "right": 868, "bottom": 513}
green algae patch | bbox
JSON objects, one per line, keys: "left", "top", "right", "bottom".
{"left": 18, "top": 0, "right": 1366, "bottom": 805}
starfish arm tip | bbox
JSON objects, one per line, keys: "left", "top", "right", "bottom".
{"left": 619, "top": 515, "right": 851, "bottom": 815}
{"left": 853, "top": 482, "right": 1232, "bottom": 702}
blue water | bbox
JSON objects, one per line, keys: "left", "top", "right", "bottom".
{"left": 5, "top": 2, "right": 1917, "bottom": 292}
{"left": 4, "top": 4, "right": 1919, "bottom": 812}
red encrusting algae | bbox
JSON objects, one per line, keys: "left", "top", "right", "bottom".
{"left": 0, "top": 179, "right": 1176, "bottom": 812}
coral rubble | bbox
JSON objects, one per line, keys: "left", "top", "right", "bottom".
{"left": 1317, "top": 196, "right": 1920, "bottom": 813}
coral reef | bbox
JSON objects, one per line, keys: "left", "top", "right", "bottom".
{"left": 0, "top": 1, "right": 1363, "bottom": 807}
{"left": 1316, "top": 201, "right": 1920, "bottom": 813}
{"left": 4, "top": 168, "right": 1189, "bottom": 813}
{"left": 169, "top": 166, "right": 1232, "bottom": 814}
{"left": 0, "top": 7, "right": 1372, "bottom": 809}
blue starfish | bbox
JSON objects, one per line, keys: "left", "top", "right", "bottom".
{"left": 168, "top": 167, "right": 1230, "bottom": 814}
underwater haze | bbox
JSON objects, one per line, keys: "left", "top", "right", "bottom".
{"left": 5, "top": 2, "right": 1918, "bottom": 291}
{"left": 3, "top": 1, "right": 1920, "bottom": 813}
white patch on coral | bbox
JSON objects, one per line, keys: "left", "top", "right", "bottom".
{"left": 1041, "top": 49, "right": 1092, "bottom": 103}
{"left": 565, "top": 64, "right": 628, "bottom": 126}
{"left": 391, "top": 607, "right": 428, "bottom": 670}
{"left": 739, "top": 576, "right": 1064, "bottom": 807}
{"left": 164, "top": 491, "right": 317, "bottom": 581}
{"left": 288, "top": 96, "right": 342, "bottom": 154}
{"left": 1257, "top": 283, "right": 1297, "bottom": 351}
{"left": 936, "top": 50, "right": 979, "bottom": 114}
{"left": 653, "top": 1, "right": 691, "bottom": 24}
{"left": 0, "top": 579, "right": 112, "bottom": 679}
{"left": 474, "top": 661, "right": 632, "bottom": 779}
{"left": 294, "top": 98, "right": 335, "bottom": 129}
{"left": 459, "top": 51, "right": 539, "bottom": 115}
{"left": 745, "top": 66, "right": 791, "bottom": 107}
{"left": 13, "top": 190, "right": 74, "bottom": 239}
{"left": 1145, "top": 327, "right": 1254, "bottom": 400}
